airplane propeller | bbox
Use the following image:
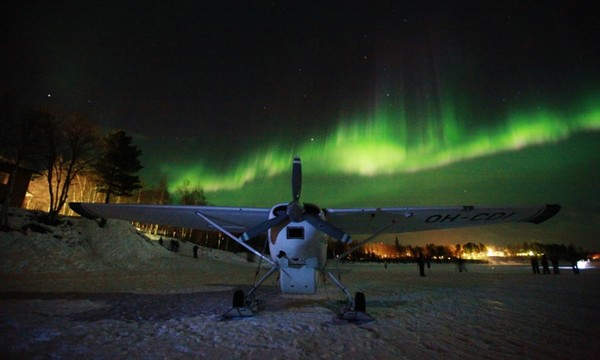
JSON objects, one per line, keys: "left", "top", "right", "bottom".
{"left": 304, "top": 214, "right": 351, "bottom": 243}
{"left": 239, "top": 157, "right": 351, "bottom": 243}
{"left": 240, "top": 212, "right": 288, "bottom": 241}
{"left": 292, "top": 157, "right": 302, "bottom": 202}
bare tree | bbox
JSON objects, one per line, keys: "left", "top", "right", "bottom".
{"left": 37, "top": 108, "right": 60, "bottom": 219}
{"left": 177, "top": 179, "right": 207, "bottom": 206}
{"left": 38, "top": 109, "right": 100, "bottom": 222}
{"left": 135, "top": 176, "right": 171, "bottom": 205}
{"left": 131, "top": 176, "right": 172, "bottom": 234}
{"left": 176, "top": 180, "right": 207, "bottom": 238}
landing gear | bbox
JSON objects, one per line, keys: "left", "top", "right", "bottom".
{"left": 326, "top": 270, "right": 373, "bottom": 321}
{"left": 354, "top": 292, "right": 366, "bottom": 312}
{"left": 232, "top": 289, "right": 245, "bottom": 308}
{"left": 221, "top": 289, "right": 265, "bottom": 318}
{"left": 221, "top": 290, "right": 253, "bottom": 318}
{"left": 339, "top": 291, "right": 373, "bottom": 321}
{"left": 221, "top": 265, "right": 279, "bottom": 319}
{"left": 222, "top": 266, "right": 372, "bottom": 321}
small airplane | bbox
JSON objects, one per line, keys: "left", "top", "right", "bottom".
{"left": 70, "top": 157, "right": 560, "bottom": 320}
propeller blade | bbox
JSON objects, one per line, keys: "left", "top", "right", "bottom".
{"left": 292, "top": 157, "right": 302, "bottom": 202}
{"left": 240, "top": 212, "right": 289, "bottom": 241}
{"left": 305, "top": 214, "right": 352, "bottom": 244}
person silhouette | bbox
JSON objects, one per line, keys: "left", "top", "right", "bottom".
{"left": 457, "top": 258, "right": 467, "bottom": 272}
{"left": 417, "top": 253, "right": 426, "bottom": 277}
{"left": 550, "top": 254, "right": 560, "bottom": 274}
{"left": 530, "top": 255, "right": 540, "bottom": 274}
{"left": 541, "top": 254, "right": 550, "bottom": 274}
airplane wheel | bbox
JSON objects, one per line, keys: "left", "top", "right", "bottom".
{"left": 232, "top": 290, "right": 245, "bottom": 308}
{"left": 354, "top": 292, "right": 366, "bottom": 312}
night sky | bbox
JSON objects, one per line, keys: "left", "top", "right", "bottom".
{"left": 2, "top": 1, "right": 599, "bottom": 250}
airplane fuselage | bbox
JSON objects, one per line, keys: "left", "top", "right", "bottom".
{"left": 267, "top": 203, "right": 328, "bottom": 294}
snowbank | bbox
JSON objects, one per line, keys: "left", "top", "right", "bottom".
{"left": 0, "top": 208, "right": 175, "bottom": 273}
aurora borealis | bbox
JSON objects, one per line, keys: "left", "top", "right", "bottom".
{"left": 2, "top": 2, "right": 599, "bottom": 249}
{"left": 160, "top": 95, "right": 600, "bottom": 194}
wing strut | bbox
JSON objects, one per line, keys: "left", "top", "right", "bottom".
{"left": 194, "top": 211, "right": 276, "bottom": 266}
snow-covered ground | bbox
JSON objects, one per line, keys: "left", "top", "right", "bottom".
{"left": 1, "top": 209, "right": 598, "bottom": 359}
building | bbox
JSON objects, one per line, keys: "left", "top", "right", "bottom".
{"left": 0, "top": 161, "right": 35, "bottom": 208}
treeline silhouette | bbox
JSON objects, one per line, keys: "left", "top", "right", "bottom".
{"left": 135, "top": 219, "right": 589, "bottom": 263}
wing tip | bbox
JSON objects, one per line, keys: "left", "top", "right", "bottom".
{"left": 526, "top": 204, "right": 561, "bottom": 224}
{"left": 69, "top": 202, "right": 99, "bottom": 219}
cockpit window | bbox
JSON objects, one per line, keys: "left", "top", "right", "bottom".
{"left": 286, "top": 227, "right": 305, "bottom": 239}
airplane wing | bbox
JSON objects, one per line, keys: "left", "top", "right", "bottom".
{"left": 71, "top": 202, "right": 560, "bottom": 237}
{"left": 69, "top": 202, "right": 270, "bottom": 233}
{"left": 324, "top": 204, "right": 561, "bottom": 235}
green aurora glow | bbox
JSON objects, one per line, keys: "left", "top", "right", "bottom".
{"left": 160, "top": 95, "right": 600, "bottom": 201}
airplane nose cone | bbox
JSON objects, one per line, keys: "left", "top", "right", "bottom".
{"left": 287, "top": 201, "right": 304, "bottom": 222}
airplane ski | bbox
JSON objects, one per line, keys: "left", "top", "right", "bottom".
{"left": 221, "top": 307, "right": 254, "bottom": 319}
